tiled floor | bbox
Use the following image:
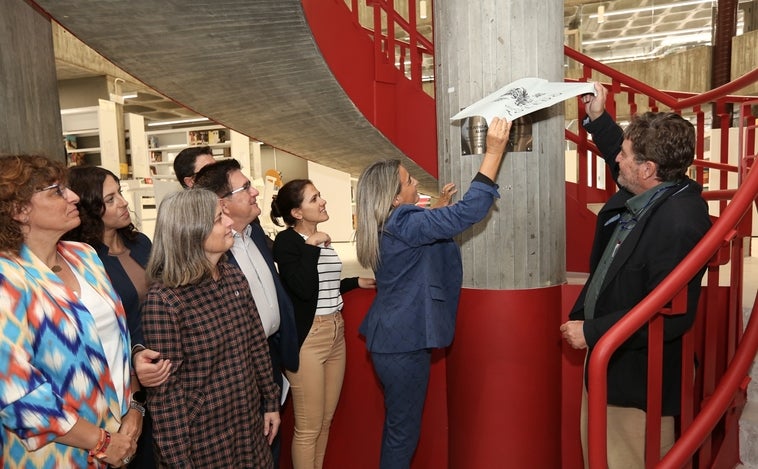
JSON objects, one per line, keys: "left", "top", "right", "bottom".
{"left": 334, "top": 242, "right": 758, "bottom": 468}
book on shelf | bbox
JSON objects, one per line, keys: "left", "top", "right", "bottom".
{"left": 64, "top": 134, "right": 78, "bottom": 150}
{"left": 189, "top": 130, "right": 209, "bottom": 145}
{"left": 208, "top": 129, "right": 227, "bottom": 144}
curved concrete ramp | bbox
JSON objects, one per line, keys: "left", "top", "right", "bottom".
{"left": 33, "top": 0, "right": 438, "bottom": 192}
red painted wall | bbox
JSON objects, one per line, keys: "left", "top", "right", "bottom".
{"left": 278, "top": 286, "right": 586, "bottom": 468}
{"left": 561, "top": 284, "right": 587, "bottom": 469}
{"left": 565, "top": 182, "right": 599, "bottom": 273}
{"left": 278, "top": 289, "right": 448, "bottom": 469}
{"left": 448, "top": 287, "right": 565, "bottom": 468}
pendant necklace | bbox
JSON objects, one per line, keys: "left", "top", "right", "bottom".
{"left": 51, "top": 253, "right": 62, "bottom": 273}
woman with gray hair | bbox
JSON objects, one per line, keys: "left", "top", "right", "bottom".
{"left": 142, "top": 189, "right": 280, "bottom": 468}
{"left": 354, "top": 117, "right": 512, "bottom": 468}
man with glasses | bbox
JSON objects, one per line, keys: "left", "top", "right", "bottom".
{"left": 173, "top": 146, "right": 217, "bottom": 189}
{"left": 194, "top": 159, "right": 299, "bottom": 468}
{"left": 560, "top": 83, "right": 711, "bottom": 468}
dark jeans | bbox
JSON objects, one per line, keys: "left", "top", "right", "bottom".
{"left": 371, "top": 349, "right": 432, "bottom": 469}
{"left": 268, "top": 334, "right": 284, "bottom": 469}
{"left": 129, "top": 410, "right": 155, "bottom": 469}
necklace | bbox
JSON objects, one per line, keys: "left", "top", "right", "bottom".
{"left": 50, "top": 252, "right": 62, "bottom": 273}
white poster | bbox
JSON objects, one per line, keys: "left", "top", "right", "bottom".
{"left": 452, "top": 78, "right": 596, "bottom": 124}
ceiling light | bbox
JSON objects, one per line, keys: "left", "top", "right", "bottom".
{"left": 597, "top": 5, "right": 605, "bottom": 24}
{"left": 588, "top": 0, "right": 714, "bottom": 20}
{"left": 420, "top": 0, "right": 428, "bottom": 19}
{"left": 147, "top": 117, "right": 210, "bottom": 127}
{"left": 122, "top": 92, "right": 138, "bottom": 99}
{"left": 582, "top": 26, "right": 711, "bottom": 45}
{"left": 661, "top": 32, "right": 713, "bottom": 46}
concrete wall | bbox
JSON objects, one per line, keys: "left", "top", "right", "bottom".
{"left": 732, "top": 29, "right": 758, "bottom": 95}
{"left": 0, "top": 0, "right": 63, "bottom": 160}
{"left": 306, "top": 161, "right": 353, "bottom": 242}
{"left": 59, "top": 76, "right": 109, "bottom": 109}
{"left": 612, "top": 46, "right": 713, "bottom": 93}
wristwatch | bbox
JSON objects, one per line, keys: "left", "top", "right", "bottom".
{"left": 130, "top": 390, "right": 146, "bottom": 416}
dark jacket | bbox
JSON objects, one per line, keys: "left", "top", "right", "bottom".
{"left": 272, "top": 227, "right": 359, "bottom": 346}
{"left": 94, "top": 232, "right": 151, "bottom": 345}
{"left": 226, "top": 222, "right": 300, "bottom": 373}
{"left": 569, "top": 112, "right": 711, "bottom": 415}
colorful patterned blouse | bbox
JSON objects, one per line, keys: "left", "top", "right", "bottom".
{"left": 0, "top": 241, "right": 131, "bottom": 468}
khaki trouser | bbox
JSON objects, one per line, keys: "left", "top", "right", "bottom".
{"left": 285, "top": 312, "right": 346, "bottom": 469}
{"left": 580, "top": 387, "right": 675, "bottom": 469}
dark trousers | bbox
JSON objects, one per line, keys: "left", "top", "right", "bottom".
{"left": 129, "top": 410, "right": 155, "bottom": 469}
{"left": 370, "top": 349, "right": 432, "bottom": 469}
{"left": 268, "top": 334, "right": 283, "bottom": 469}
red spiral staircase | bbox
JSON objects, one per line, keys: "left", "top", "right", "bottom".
{"left": 33, "top": 0, "right": 758, "bottom": 466}
{"left": 301, "top": 0, "right": 437, "bottom": 177}
{"left": 302, "top": 1, "right": 758, "bottom": 468}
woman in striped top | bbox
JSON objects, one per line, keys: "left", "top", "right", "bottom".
{"left": 271, "top": 179, "right": 375, "bottom": 469}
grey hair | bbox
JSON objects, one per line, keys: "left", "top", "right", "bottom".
{"left": 355, "top": 159, "right": 401, "bottom": 271}
{"left": 146, "top": 188, "right": 219, "bottom": 287}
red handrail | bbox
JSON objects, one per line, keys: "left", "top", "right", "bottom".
{"left": 564, "top": 46, "right": 758, "bottom": 109}
{"left": 347, "top": 0, "right": 433, "bottom": 90}
{"left": 662, "top": 291, "right": 758, "bottom": 467}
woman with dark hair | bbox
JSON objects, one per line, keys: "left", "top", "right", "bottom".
{"left": 0, "top": 154, "right": 137, "bottom": 467}
{"left": 65, "top": 166, "right": 171, "bottom": 468}
{"left": 143, "top": 189, "right": 280, "bottom": 468}
{"left": 270, "top": 179, "right": 374, "bottom": 469}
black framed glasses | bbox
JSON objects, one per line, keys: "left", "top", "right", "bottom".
{"left": 221, "top": 180, "right": 251, "bottom": 198}
{"left": 36, "top": 183, "right": 68, "bottom": 198}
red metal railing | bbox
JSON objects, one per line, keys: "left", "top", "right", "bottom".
{"left": 335, "top": 3, "right": 758, "bottom": 465}
{"left": 343, "top": 0, "right": 433, "bottom": 91}
{"left": 307, "top": 0, "right": 438, "bottom": 176}
{"left": 564, "top": 46, "right": 758, "bottom": 468}
{"left": 564, "top": 46, "right": 758, "bottom": 208}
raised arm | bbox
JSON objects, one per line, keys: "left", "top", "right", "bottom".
{"left": 478, "top": 117, "right": 512, "bottom": 181}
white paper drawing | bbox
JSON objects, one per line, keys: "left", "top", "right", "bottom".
{"left": 451, "top": 78, "right": 596, "bottom": 125}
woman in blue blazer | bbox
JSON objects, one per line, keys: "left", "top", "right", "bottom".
{"left": 354, "top": 117, "right": 512, "bottom": 468}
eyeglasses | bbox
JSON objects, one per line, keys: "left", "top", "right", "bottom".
{"left": 36, "top": 183, "right": 68, "bottom": 198}
{"left": 221, "top": 180, "right": 251, "bottom": 198}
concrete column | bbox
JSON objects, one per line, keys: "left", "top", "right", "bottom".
{"left": 435, "top": 1, "right": 566, "bottom": 467}
{"left": 436, "top": 0, "right": 566, "bottom": 290}
{"left": 744, "top": 0, "right": 758, "bottom": 33}
{"left": 0, "top": 0, "right": 63, "bottom": 160}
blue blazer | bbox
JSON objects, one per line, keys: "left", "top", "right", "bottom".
{"left": 226, "top": 221, "right": 300, "bottom": 372}
{"left": 359, "top": 178, "right": 500, "bottom": 353}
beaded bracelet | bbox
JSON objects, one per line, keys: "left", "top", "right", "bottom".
{"left": 87, "top": 428, "right": 111, "bottom": 463}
